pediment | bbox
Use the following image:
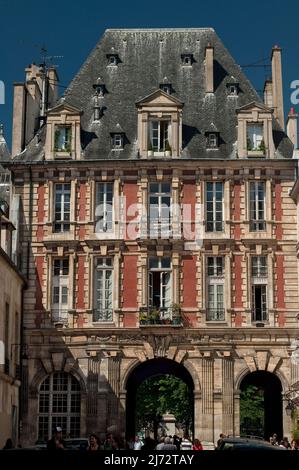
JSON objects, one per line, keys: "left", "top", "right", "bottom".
{"left": 47, "top": 100, "right": 83, "bottom": 116}
{"left": 237, "top": 101, "right": 273, "bottom": 114}
{"left": 136, "top": 89, "right": 184, "bottom": 108}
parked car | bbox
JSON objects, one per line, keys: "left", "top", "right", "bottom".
{"left": 217, "top": 437, "right": 286, "bottom": 450}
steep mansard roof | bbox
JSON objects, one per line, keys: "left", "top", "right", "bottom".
{"left": 17, "top": 28, "right": 294, "bottom": 161}
{"left": 0, "top": 125, "right": 10, "bottom": 161}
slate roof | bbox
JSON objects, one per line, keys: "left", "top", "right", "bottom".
{"left": 0, "top": 124, "right": 11, "bottom": 161}
{"left": 15, "top": 28, "right": 293, "bottom": 161}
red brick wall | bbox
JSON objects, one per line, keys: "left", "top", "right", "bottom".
{"left": 233, "top": 254, "right": 243, "bottom": 327}
{"left": 275, "top": 182, "right": 283, "bottom": 240}
{"left": 123, "top": 182, "right": 138, "bottom": 240}
{"left": 233, "top": 183, "right": 241, "bottom": 240}
{"left": 76, "top": 256, "right": 85, "bottom": 309}
{"left": 36, "top": 184, "right": 45, "bottom": 242}
{"left": 123, "top": 255, "right": 138, "bottom": 327}
{"left": 182, "top": 182, "right": 196, "bottom": 240}
{"left": 182, "top": 255, "right": 197, "bottom": 308}
{"left": 78, "top": 183, "right": 87, "bottom": 240}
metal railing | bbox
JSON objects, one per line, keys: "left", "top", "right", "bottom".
{"left": 252, "top": 309, "right": 268, "bottom": 322}
{"left": 51, "top": 309, "right": 69, "bottom": 323}
{"left": 206, "top": 308, "right": 225, "bottom": 321}
{"left": 139, "top": 307, "right": 182, "bottom": 326}
{"left": 93, "top": 308, "right": 113, "bottom": 322}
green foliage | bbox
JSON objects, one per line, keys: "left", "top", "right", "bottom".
{"left": 247, "top": 137, "right": 253, "bottom": 151}
{"left": 293, "top": 428, "right": 299, "bottom": 440}
{"left": 135, "top": 375, "right": 192, "bottom": 436}
{"left": 240, "top": 385, "right": 264, "bottom": 437}
{"left": 259, "top": 139, "right": 266, "bottom": 153}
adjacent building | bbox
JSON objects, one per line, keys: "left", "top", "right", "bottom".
{"left": 6, "top": 29, "right": 299, "bottom": 444}
{"left": 0, "top": 126, "right": 25, "bottom": 448}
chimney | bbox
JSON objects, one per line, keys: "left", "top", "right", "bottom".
{"left": 286, "top": 107, "right": 298, "bottom": 148}
{"left": 263, "top": 78, "right": 273, "bottom": 108}
{"left": 47, "top": 67, "right": 59, "bottom": 108}
{"left": 12, "top": 82, "right": 26, "bottom": 156}
{"left": 12, "top": 64, "right": 43, "bottom": 157}
{"left": 205, "top": 43, "right": 214, "bottom": 93}
{"left": 271, "top": 45, "right": 284, "bottom": 129}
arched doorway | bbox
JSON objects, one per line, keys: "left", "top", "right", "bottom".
{"left": 240, "top": 371, "right": 282, "bottom": 440}
{"left": 125, "top": 358, "right": 194, "bottom": 439}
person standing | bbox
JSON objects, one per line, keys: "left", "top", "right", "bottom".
{"left": 180, "top": 433, "right": 192, "bottom": 450}
{"left": 87, "top": 434, "right": 101, "bottom": 451}
{"left": 192, "top": 439, "right": 203, "bottom": 450}
{"left": 46, "top": 427, "right": 66, "bottom": 450}
{"left": 133, "top": 435, "right": 142, "bottom": 450}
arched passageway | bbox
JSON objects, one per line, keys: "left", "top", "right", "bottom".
{"left": 240, "top": 371, "right": 282, "bottom": 440}
{"left": 125, "top": 358, "right": 194, "bottom": 439}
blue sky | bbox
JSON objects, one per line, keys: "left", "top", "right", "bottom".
{"left": 0, "top": 0, "right": 298, "bottom": 148}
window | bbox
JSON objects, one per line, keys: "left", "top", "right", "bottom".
{"left": 111, "top": 133, "right": 123, "bottom": 149}
{"left": 38, "top": 372, "right": 81, "bottom": 441}
{"left": 251, "top": 256, "right": 268, "bottom": 322}
{"left": 107, "top": 54, "right": 119, "bottom": 66}
{"left": 207, "top": 257, "right": 225, "bottom": 321}
{"left": 94, "top": 258, "right": 113, "bottom": 322}
{"left": 159, "top": 83, "right": 172, "bottom": 94}
{"left": 52, "top": 259, "right": 69, "bottom": 323}
{"left": 148, "top": 257, "right": 172, "bottom": 309}
{"left": 95, "top": 183, "right": 113, "bottom": 233}
{"left": 206, "top": 133, "right": 218, "bottom": 149}
{"left": 54, "top": 126, "right": 71, "bottom": 152}
{"left": 181, "top": 54, "right": 193, "bottom": 66}
{"left": 251, "top": 256, "right": 267, "bottom": 278}
{"left": 206, "top": 182, "right": 223, "bottom": 232}
{"left": 227, "top": 84, "right": 238, "bottom": 96}
{"left": 54, "top": 184, "right": 71, "bottom": 232}
{"left": 249, "top": 181, "right": 266, "bottom": 231}
{"left": 149, "top": 183, "right": 171, "bottom": 237}
{"left": 149, "top": 120, "right": 171, "bottom": 153}
{"left": 4, "top": 302, "right": 9, "bottom": 374}
{"left": 247, "top": 123, "right": 264, "bottom": 152}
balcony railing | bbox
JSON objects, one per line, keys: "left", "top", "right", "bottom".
{"left": 51, "top": 309, "right": 68, "bottom": 323}
{"left": 252, "top": 309, "right": 268, "bottom": 322}
{"left": 139, "top": 307, "right": 182, "bottom": 326}
{"left": 206, "top": 308, "right": 225, "bottom": 321}
{"left": 93, "top": 308, "right": 113, "bottom": 322}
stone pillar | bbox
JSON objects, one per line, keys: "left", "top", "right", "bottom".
{"left": 107, "top": 353, "right": 121, "bottom": 430}
{"left": 86, "top": 356, "right": 99, "bottom": 433}
{"left": 222, "top": 356, "right": 234, "bottom": 436}
{"left": 193, "top": 390, "right": 202, "bottom": 440}
{"left": 233, "top": 390, "right": 241, "bottom": 436}
{"left": 201, "top": 355, "right": 214, "bottom": 441}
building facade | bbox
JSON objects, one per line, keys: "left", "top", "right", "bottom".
{"left": 0, "top": 127, "right": 25, "bottom": 448}
{"left": 6, "top": 29, "right": 299, "bottom": 444}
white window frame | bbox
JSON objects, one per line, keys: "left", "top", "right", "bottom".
{"left": 54, "top": 126, "right": 72, "bottom": 152}
{"left": 149, "top": 182, "right": 171, "bottom": 236}
{"left": 149, "top": 119, "right": 171, "bottom": 153}
{"left": 247, "top": 123, "right": 264, "bottom": 151}
{"left": 52, "top": 259, "right": 69, "bottom": 323}
{"left": 206, "top": 182, "right": 224, "bottom": 232}
{"left": 207, "top": 133, "right": 218, "bottom": 149}
{"left": 251, "top": 256, "right": 268, "bottom": 322}
{"left": 112, "top": 133, "right": 123, "bottom": 149}
{"left": 54, "top": 183, "right": 71, "bottom": 233}
{"left": 206, "top": 256, "right": 225, "bottom": 321}
{"left": 249, "top": 181, "right": 266, "bottom": 232}
{"left": 93, "top": 257, "right": 113, "bottom": 322}
{"left": 95, "top": 182, "right": 114, "bottom": 233}
{"left": 148, "top": 257, "right": 172, "bottom": 310}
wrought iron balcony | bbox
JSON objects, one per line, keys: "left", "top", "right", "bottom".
{"left": 139, "top": 306, "right": 182, "bottom": 326}
{"left": 252, "top": 309, "right": 268, "bottom": 322}
{"left": 206, "top": 308, "right": 225, "bottom": 321}
{"left": 93, "top": 308, "right": 113, "bottom": 322}
{"left": 51, "top": 309, "right": 69, "bottom": 323}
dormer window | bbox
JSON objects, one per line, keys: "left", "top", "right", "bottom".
{"left": 111, "top": 133, "right": 124, "bottom": 149}
{"left": 159, "top": 83, "right": 172, "bottom": 94}
{"left": 107, "top": 54, "right": 119, "bottom": 66}
{"left": 54, "top": 126, "right": 72, "bottom": 153}
{"left": 247, "top": 123, "right": 265, "bottom": 154}
{"left": 149, "top": 119, "right": 171, "bottom": 154}
{"left": 206, "top": 132, "right": 218, "bottom": 149}
{"left": 181, "top": 54, "right": 194, "bottom": 66}
{"left": 227, "top": 84, "right": 238, "bottom": 96}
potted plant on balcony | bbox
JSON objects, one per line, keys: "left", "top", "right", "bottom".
{"left": 165, "top": 140, "right": 172, "bottom": 157}
{"left": 171, "top": 303, "right": 182, "bottom": 325}
{"left": 149, "top": 308, "right": 160, "bottom": 324}
{"left": 139, "top": 308, "right": 148, "bottom": 325}
{"left": 147, "top": 141, "right": 153, "bottom": 157}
